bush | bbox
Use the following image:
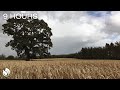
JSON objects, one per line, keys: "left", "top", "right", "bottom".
{"left": 6, "top": 55, "right": 14, "bottom": 60}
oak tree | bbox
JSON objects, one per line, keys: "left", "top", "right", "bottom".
{"left": 2, "top": 16, "right": 53, "bottom": 61}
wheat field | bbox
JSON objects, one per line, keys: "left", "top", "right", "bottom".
{"left": 0, "top": 58, "right": 120, "bottom": 79}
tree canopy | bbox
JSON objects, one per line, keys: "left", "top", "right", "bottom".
{"left": 2, "top": 16, "right": 53, "bottom": 61}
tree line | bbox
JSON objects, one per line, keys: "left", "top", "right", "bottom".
{"left": 49, "top": 41, "right": 120, "bottom": 60}
{"left": 76, "top": 41, "right": 120, "bottom": 59}
{"left": 0, "top": 55, "right": 17, "bottom": 60}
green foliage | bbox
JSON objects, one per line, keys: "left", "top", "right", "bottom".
{"left": 49, "top": 41, "right": 120, "bottom": 60}
{"left": 2, "top": 16, "right": 53, "bottom": 61}
{"left": 76, "top": 41, "right": 120, "bottom": 60}
{"left": 6, "top": 55, "right": 14, "bottom": 60}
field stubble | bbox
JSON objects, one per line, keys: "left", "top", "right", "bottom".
{"left": 0, "top": 58, "right": 120, "bottom": 79}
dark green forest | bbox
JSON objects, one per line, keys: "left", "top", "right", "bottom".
{"left": 50, "top": 41, "right": 120, "bottom": 60}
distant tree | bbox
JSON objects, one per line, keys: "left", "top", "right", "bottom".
{"left": 0, "top": 54, "right": 6, "bottom": 60}
{"left": 2, "top": 16, "right": 53, "bottom": 61}
{"left": 114, "top": 41, "right": 120, "bottom": 59}
{"left": 105, "top": 43, "right": 110, "bottom": 59}
{"left": 6, "top": 55, "right": 14, "bottom": 60}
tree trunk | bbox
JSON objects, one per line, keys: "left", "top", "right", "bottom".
{"left": 25, "top": 47, "right": 30, "bottom": 61}
{"left": 26, "top": 52, "right": 30, "bottom": 61}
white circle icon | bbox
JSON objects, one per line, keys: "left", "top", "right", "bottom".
{"left": 3, "top": 68, "right": 10, "bottom": 77}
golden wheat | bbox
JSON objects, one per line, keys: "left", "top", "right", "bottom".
{"left": 0, "top": 58, "right": 120, "bottom": 79}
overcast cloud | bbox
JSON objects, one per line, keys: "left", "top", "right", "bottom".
{"left": 0, "top": 11, "right": 120, "bottom": 56}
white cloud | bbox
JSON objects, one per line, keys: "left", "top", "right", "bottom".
{"left": 0, "top": 33, "right": 16, "bottom": 56}
{"left": 105, "top": 11, "right": 120, "bottom": 34}
{"left": 110, "top": 11, "right": 120, "bottom": 26}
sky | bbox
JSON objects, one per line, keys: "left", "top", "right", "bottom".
{"left": 0, "top": 11, "right": 120, "bottom": 56}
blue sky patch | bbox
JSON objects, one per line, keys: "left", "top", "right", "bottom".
{"left": 87, "top": 11, "right": 111, "bottom": 17}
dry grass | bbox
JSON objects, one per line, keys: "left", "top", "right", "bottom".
{"left": 0, "top": 58, "right": 120, "bottom": 79}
